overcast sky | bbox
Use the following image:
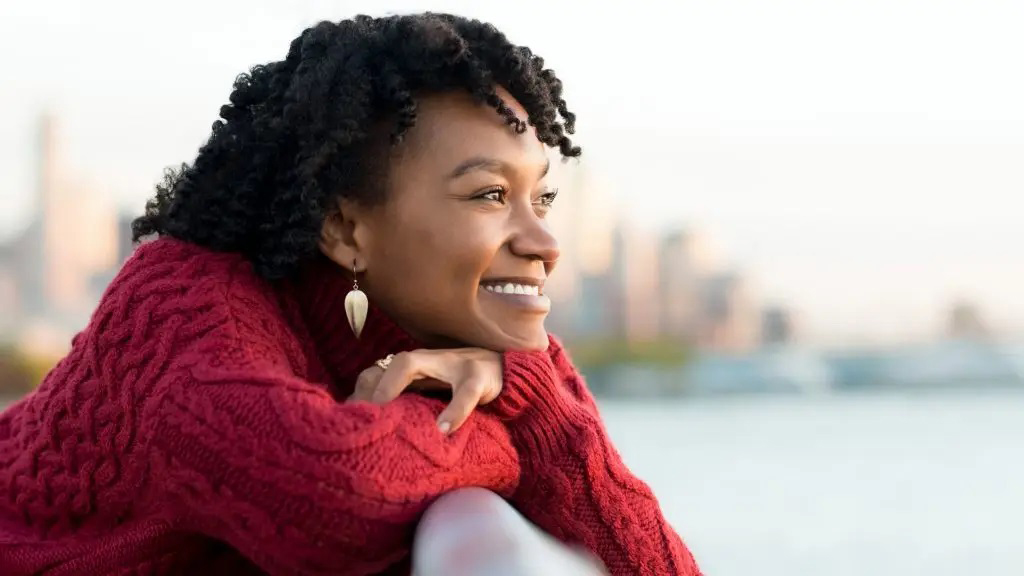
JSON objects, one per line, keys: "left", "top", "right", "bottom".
{"left": 1, "top": 0, "right": 1022, "bottom": 344}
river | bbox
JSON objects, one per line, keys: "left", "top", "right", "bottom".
{"left": 601, "top": 389, "right": 1023, "bottom": 575}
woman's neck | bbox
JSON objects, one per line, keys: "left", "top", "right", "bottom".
{"left": 281, "top": 254, "right": 421, "bottom": 389}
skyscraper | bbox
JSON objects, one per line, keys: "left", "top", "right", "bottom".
{"left": 0, "top": 114, "right": 118, "bottom": 354}
{"left": 948, "top": 300, "right": 990, "bottom": 340}
{"left": 36, "top": 115, "right": 117, "bottom": 316}
{"left": 698, "top": 272, "right": 761, "bottom": 353}
{"left": 658, "top": 228, "right": 716, "bottom": 342}
{"left": 543, "top": 160, "right": 618, "bottom": 341}
{"left": 613, "top": 224, "right": 661, "bottom": 344}
{"left": 762, "top": 305, "right": 797, "bottom": 346}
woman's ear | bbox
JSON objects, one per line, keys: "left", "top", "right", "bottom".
{"left": 319, "top": 199, "right": 367, "bottom": 271}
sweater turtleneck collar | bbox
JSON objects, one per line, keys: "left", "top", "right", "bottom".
{"left": 281, "top": 254, "right": 421, "bottom": 392}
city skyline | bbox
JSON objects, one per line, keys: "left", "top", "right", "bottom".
{"left": 2, "top": 0, "right": 1022, "bottom": 343}
{"left": 0, "top": 113, "right": 772, "bottom": 357}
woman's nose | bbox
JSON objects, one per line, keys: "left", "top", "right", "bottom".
{"left": 509, "top": 215, "right": 560, "bottom": 265}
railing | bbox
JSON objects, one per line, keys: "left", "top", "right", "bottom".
{"left": 412, "top": 488, "right": 608, "bottom": 576}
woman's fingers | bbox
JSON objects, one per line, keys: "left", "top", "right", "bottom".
{"left": 436, "top": 377, "right": 487, "bottom": 434}
{"left": 371, "top": 351, "right": 440, "bottom": 404}
{"left": 408, "top": 377, "right": 451, "bottom": 391}
{"left": 348, "top": 365, "right": 383, "bottom": 403}
{"left": 350, "top": 349, "right": 502, "bottom": 435}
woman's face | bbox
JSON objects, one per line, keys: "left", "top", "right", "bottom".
{"left": 324, "top": 88, "right": 560, "bottom": 351}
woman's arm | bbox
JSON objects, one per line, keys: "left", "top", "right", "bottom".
{"left": 146, "top": 364, "right": 520, "bottom": 576}
{"left": 491, "top": 338, "right": 703, "bottom": 576}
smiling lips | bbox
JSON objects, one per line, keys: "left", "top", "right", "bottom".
{"left": 479, "top": 279, "right": 549, "bottom": 312}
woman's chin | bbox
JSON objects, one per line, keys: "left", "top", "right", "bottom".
{"left": 437, "top": 318, "right": 550, "bottom": 352}
{"left": 485, "top": 326, "right": 550, "bottom": 352}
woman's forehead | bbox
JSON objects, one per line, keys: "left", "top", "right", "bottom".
{"left": 392, "top": 90, "right": 546, "bottom": 174}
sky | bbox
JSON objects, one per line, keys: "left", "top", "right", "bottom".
{"left": 1, "top": 0, "right": 1022, "bottom": 344}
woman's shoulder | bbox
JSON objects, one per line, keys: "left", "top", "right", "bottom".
{"left": 111, "top": 236, "right": 271, "bottom": 303}
{"left": 95, "top": 237, "right": 294, "bottom": 365}
{"left": 118, "top": 236, "right": 261, "bottom": 291}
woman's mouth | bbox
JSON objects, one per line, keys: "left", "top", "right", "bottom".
{"left": 480, "top": 281, "right": 542, "bottom": 296}
{"left": 478, "top": 278, "right": 550, "bottom": 312}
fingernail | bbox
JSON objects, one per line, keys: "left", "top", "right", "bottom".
{"left": 438, "top": 421, "right": 451, "bottom": 435}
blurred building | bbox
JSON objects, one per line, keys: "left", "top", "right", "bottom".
{"left": 658, "top": 229, "right": 716, "bottom": 342}
{"left": 0, "top": 114, "right": 121, "bottom": 355}
{"left": 117, "top": 213, "right": 137, "bottom": 264}
{"left": 543, "top": 161, "right": 619, "bottom": 341}
{"left": 614, "top": 224, "right": 662, "bottom": 343}
{"left": 0, "top": 258, "right": 17, "bottom": 336}
{"left": 948, "top": 300, "right": 990, "bottom": 340}
{"left": 698, "top": 272, "right": 761, "bottom": 353}
{"left": 540, "top": 161, "right": 764, "bottom": 352}
{"left": 762, "top": 305, "right": 797, "bottom": 347}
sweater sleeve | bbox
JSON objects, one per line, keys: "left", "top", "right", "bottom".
{"left": 492, "top": 339, "right": 703, "bottom": 576}
{"left": 147, "top": 365, "right": 520, "bottom": 576}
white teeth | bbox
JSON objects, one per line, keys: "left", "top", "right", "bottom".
{"left": 482, "top": 282, "right": 542, "bottom": 296}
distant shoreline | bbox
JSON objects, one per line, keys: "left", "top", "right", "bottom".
{"left": 6, "top": 384, "right": 1024, "bottom": 414}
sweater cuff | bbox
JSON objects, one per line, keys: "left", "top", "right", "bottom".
{"left": 488, "top": 349, "right": 593, "bottom": 459}
{"left": 488, "top": 349, "right": 557, "bottom": 420}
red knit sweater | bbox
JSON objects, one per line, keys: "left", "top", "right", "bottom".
{"left": 0, "top": 238, "right": 701, "bottom": 576}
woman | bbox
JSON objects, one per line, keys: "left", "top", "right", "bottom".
{"left": 0, "top": 13, "right": 702, "bottom": 576}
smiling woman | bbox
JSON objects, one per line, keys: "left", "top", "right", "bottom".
{"left": 0, "top": 12, "right": 701, "bottom": 576}
{"left": 319, "top": 89, "right": 560, "bottom": 352}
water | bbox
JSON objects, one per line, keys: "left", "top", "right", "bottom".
{"left": 600, "top": 390, "right": 1024, "bottom": 576}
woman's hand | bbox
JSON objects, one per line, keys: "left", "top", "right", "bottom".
{"left": 349, "top": 348, "right": 503, "bottom": 434}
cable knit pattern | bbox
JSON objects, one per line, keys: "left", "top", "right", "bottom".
{"left": 503, "top": 339, "right": 704, "bottom": 576}
{"left": 0, "top": 239, "right": 521, "bottom": 576}
{"left": 0, "top": 237, "right": 701, "bottom": 575}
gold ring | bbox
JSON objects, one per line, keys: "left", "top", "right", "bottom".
{"left": 375, "top": 354, "right": 395, "bottom": 371}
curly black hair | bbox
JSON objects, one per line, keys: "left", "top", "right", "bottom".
{"left": 132, "top": 12, "right": 581, "bottom": 279}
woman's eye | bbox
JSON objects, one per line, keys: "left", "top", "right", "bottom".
{"left": 535, "top": 188, "right": 559, "bottom": 208}
{"left": 477, "top": 187, "right": 507, "bottom": 204}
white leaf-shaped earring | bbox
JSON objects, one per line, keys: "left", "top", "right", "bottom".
{"left": 344, "top": 259, "right": 368, "bottom": 339}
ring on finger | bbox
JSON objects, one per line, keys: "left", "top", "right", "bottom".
{"left": 375, "top": 354, "right": 395, "bottom": 371}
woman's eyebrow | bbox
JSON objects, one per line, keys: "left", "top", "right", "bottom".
{"left": 448, "top": 157, "right": 551, "bottom": 180}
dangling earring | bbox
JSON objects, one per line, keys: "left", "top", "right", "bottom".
{"left": 344, "top": 259, "right": 369, "bottom": 339}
